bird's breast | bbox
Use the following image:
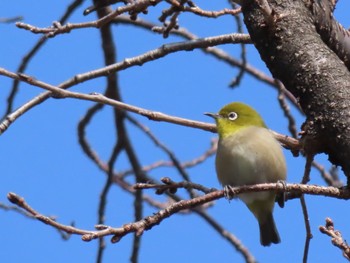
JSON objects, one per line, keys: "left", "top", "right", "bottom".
{"left": 215, "top": 126, "right": 286, "bottom": 188}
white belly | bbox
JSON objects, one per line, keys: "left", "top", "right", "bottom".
{"left": 215, "top": 126, "right": 286, "bottom": 204}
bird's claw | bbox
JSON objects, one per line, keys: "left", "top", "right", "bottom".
{"left": 275, "top": 180, "right": 287, "bottom": 208}
{"left": 223, "top": 185, "right": 236, "bottom": 200}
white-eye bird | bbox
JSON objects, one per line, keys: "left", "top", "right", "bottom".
{"left": 205, "top": 102, "right": 286, "bottom": 246}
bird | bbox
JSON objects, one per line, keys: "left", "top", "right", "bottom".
{"left": 205, "top": 102, "right": 286, "bottom": 246}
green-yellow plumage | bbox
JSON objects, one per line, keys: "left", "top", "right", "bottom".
{"left": 205, "top": 102, "right": 286, "bottom": 246}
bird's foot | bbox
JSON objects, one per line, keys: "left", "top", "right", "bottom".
{"left": 275, "top": 180, "right": 287, "bottom": 208}
{"left": 223, "top": 185, "right": 236, "bottom": 200}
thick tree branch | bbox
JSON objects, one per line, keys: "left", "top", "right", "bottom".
{"left": 239, "top": 0, "right": 350, "bottom": 181}
{"left": 311, "top": 0, "right": 350, "bottom": 71}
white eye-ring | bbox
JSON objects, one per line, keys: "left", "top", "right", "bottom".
{"left": 228, "top": 112, "right": 238, "bottom": 121}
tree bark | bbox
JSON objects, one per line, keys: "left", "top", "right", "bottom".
{"left": 240, "top": 0, "right": 350, "bottom": 183}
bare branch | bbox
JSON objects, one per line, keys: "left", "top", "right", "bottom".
{"left": 16, "top": 0, "right": 163, "bottom": 37}
{"left": 194, "top": 208, "right": 256, "bottom": 263}
{"left": 127, "top": 115, "right": 197, "bottom": 198}
{"left": 301, "top": 154, "right": 314, "bottom": 184}
{"left": 118, "top": 138, "right": 216, "bottom": 180}
{"left": 3, "top": 0, "right": 350, "bottom": 262}
{"left": 113, "top": 15, "right": 299, "bottom": 107}
{"left": 7, "top": 183, "right": 350, "bottom": 244}
{"left": 0, "top": 67, "right": 301, "bottom": 153}
{"left": 83, "top": 0, "right": 126, "bottom": 16}
{"left": 4, "top": 0, "right": 84, "bottom": 116}
{"left": 134, "top": 177, "right": 214, "bottom": 194}
{"left": 0, "top": 201, "right": 72, "bottom": 241}
{"left": 1, "top": 86, "right": 298, "bottom": 154}
{"left": 320, "top": 218, "right": 350, "bottom": 261}
{"left": 277, "top": 79, "right": 299, "bottom": 139}
{"left": 0, "top": 202, "right": 34, "bottom": 219}
{"left": 182, "top": 6, "right": 241, "bottom": 18}
{"left": 164, "top": 0, "right": 241, "bottom": 18}
{"left": 0, "top": 16, "right": 23, "bottom": 23}
{"left": 300, "top": 196, "right": 312, "bottom": 263}
{"left": 0, "top": 32, "right": 250, "bottom": 135}
{"left": 311, "top": 162, "right": 343, "bottom": 187}
{"left": 136, "top": 181, "right": 350, "bottom": 200}
{"left": 57, "top": 33, "right": 251, "bottom": 89}
{"left": 229, "top": 1, "right": 246, "bottom": 87}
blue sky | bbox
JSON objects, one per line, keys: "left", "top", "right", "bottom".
{"left": 1, "top": 1, "right": 350, "bottom": 262}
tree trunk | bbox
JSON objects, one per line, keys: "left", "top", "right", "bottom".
{"left": 240, "top": 0, "right": 350, "bottom": 183}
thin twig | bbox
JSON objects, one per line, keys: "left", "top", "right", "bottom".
{"left": 0, "top": 16, "right": 23, "bottom": 23}
{"left": 165, "top": 0, "right": 241, "bottom": 18}
{"left": 113, "top": 15, "right": 298, "bottom": 106}
{"left": 0, "top": 67, "right": 301, "bottom": 152}
{"left": 0, "top": 201, "right": 72, "bottom": 240}
{"left": 320, "top": 218, "right": 350, "bottom": 261}
{"left": 76, "top": 105, "right": 193, "bottom": 215}
{"left": 0, "top": 202, "right": 35, "bottom": 219}
{"left": 119, "top": 138, "right": 217, "bottom": 178}
{"left": 182, "top": 6, "right": 241, "bottom": 18}
{"left": 302, "top": 154, "right": 314, "bottom": 184}
{"left": 300, "top": 152, "right": 314, "bottom": 263}
{"left": 97, "top": 140, "right": 124, "bottom": 263}
{"left": 193, "top": 208, "right": 256, "bottom": 263}
{"left": 4, "top": 0, "right": 84, "bottom": 117}
{"left": 127, "top": 115, "right": 197, "bottom": 198}
{"left": 16, "top": 0, "right": 164, "bottom": 37}
{"left": 123, "top": 133, "right": 144, "bottom": 263}
{"left": 134, "top": 177, "right": 214, "bottom": 194}
{"left": 57, "top": 33, "right": 251, "bottom": 89}
{"left": 300, "top": 195, "right": 312, "bottom": 263}
{"left": 78, "top": 103, "right": 107, "bottom": 170}
{"left": 229, "top": 2, "right": 246, "bottom": 87}
{"left": 83, "top": 0, "right": 125, "bottom": 16}
{"left": 17, "top": 2, "right": 240, "bottom": 36}
{"left": 277, "top": 79, "right": 299, "bottom": 138}
{"left": 311, "top": 162, "right": 343, "bottom": 187}
{"left": 0, "top": 32, "right": 250, "bottom": 135}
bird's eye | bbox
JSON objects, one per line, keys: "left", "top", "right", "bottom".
{"left": 228, "top": 112, "right": 238, "bottom": 121}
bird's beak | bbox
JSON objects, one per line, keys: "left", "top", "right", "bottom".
{"left": 204, "top": 112, "right": 221, "bottom": 119}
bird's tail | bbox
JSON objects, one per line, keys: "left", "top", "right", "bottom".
{"left": 259, "top": 212, "right": 280, "bottom": 246}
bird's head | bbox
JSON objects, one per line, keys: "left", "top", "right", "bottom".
{"left": 205, "top": 102, "right": 266, "bottom": 139}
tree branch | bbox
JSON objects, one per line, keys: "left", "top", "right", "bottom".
{"left": 7, "top": 182, "right": 350, "bottom": 245}
{"left": 3, "top": 0, "right": 84, "bottom": 116}
{"left": 320, "top": 218, "right": 350, "bottom": 261}
{"left": 0, "top": 67, "right": 301, "bottom": 153}
{"left": 239, "top": 0, "right": 350, "bottom": 181}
